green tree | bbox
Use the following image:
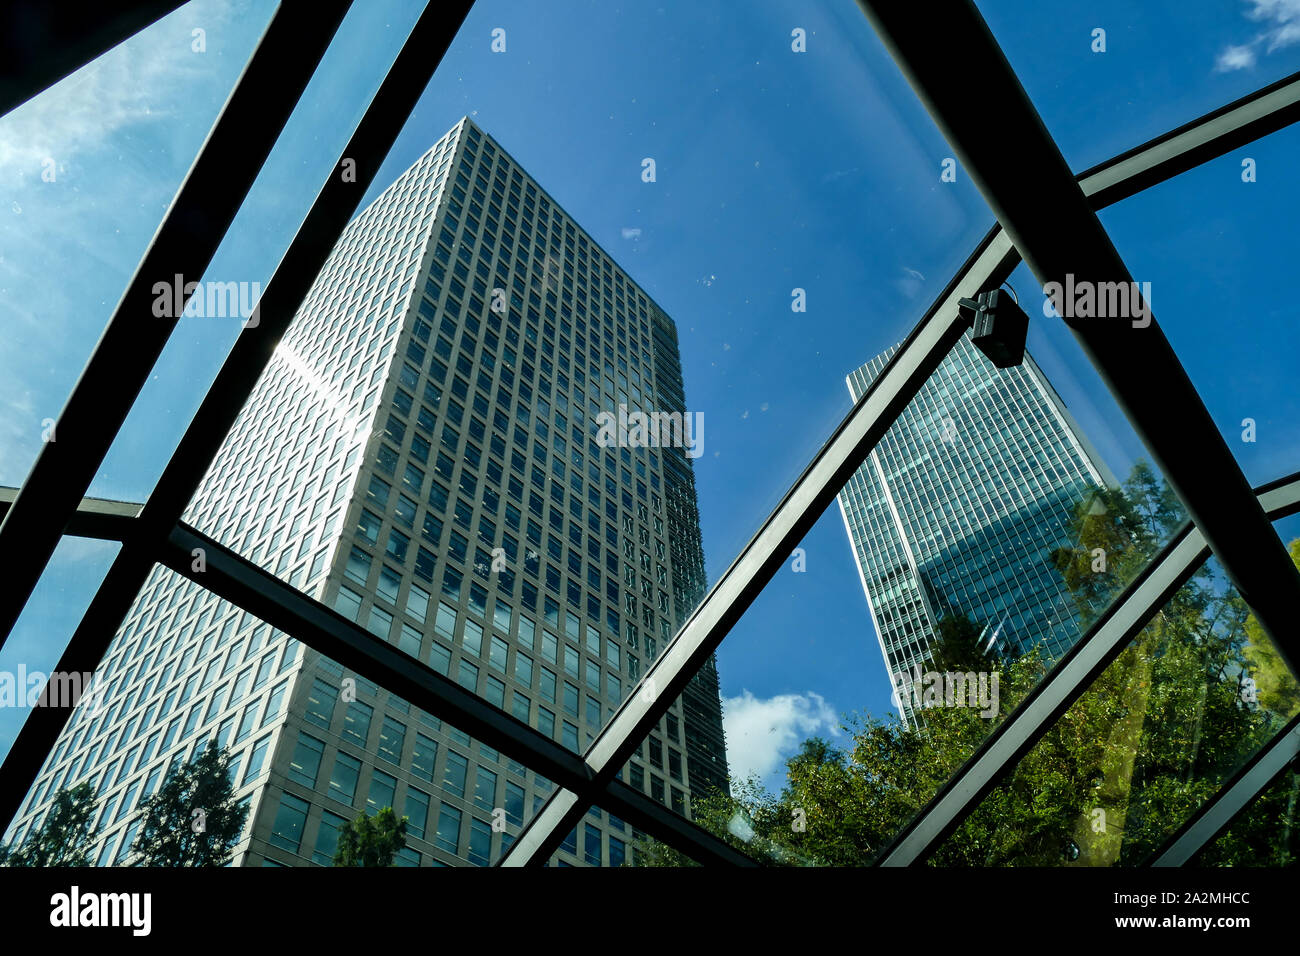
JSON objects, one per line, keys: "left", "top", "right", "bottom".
{"left": 130, "top": 740, "right": 249, "bottom": 866}
{"left": 0, "top": 782, "right": 99, "bottom": 866}
{"left": 630, "top": 464, "right": 1300, "bottom": 867}
{"left": 924, "top": 613, "right": 1001, "bottom": 673}
{"left": 333, "top": 807, "right": 408, "bottom": 866}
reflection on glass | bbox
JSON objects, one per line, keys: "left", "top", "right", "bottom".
{"left": 975, "top": 0, "right": 1300, "bottom": 172}
{"left": 3, "top": 560, "right": 552, "bottom": 867}
{"left": 630, "top": 286, "right": 1187, "bottom": 863}
{"left": 933, "top": 545, "right": 1300, "bottom": 866}
{"left": 631, "top": 537, "right": 1299, "bottom": 866}
{"left": 837, "top": 333, "right": 1170, "bottom": 730}
{"left": 1098, "top": 121, "right": 1300, "bottom": 488}
{"left": 0, "top": 1, "right": 276, "bottom": 493}
{"left": 1193, "top": 767, "right": 1300, "bottom": 868}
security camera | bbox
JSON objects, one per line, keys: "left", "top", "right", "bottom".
{"left": 959, "top": 289, "right": 1028, "bottom": 368}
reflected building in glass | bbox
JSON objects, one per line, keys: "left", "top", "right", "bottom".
{"left": 836, "top": 335, "right": 1115, "bottom": 728}
{"left": 7, "top": 118, "right": 726, "bottom": 866}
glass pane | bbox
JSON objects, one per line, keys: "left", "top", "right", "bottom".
{"left": 623, "top": 284, "right": 1188, "bottom": 862}
{"left": 0, "top": 536, "right": 119, "bottom": 770}
{"left": 89, "top": 0, "right": 429, "bottom": 501}
{"left": 5, "top": 565, "right": 271, "bottom": 865}
{"left": 0, "top": 1, "right": 276, "bottom": 493}
{"left": 977, "top": 0, "right": 1300, "bottom": 171}
{"left": 1191, "top": 767, "right": 1300, "bottom": 867}
{"left": 260, "top": 648, "right": 550, "bottom": 867}
{"left": 81, "top": 0, "right": 1000, "bottom": 851}
{"left": 587, "top": 803, "right": 693, "bottom": 868}
{"left": 405, "top": 0, "right": 994, "bottom": 590}
{"left": 935, "top": 540, "right": 1300, "bottom": 865}
{"left": 4, "top": 563, "right": 551, "bottom": 866}
{"left": 1099, "top": 121, "right": 1300, "bottom": 487}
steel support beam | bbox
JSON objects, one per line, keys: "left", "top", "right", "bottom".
{"left": 1151, "top": 714, "right": 1300, "bottom": 866}
{"left": 857, "top": 0, "right": 1300, "bottom": 681}
{"left": 1, "top": 1, "right": 186, "bottom": 118}
{"left": 0, "top": 2, "right": 354, "bottom": 653}
{"left": 0, "top": 0, "right": 474, "bottom": 833}
{"left": 880, "top": 473, "right": 1300, "bottom": 865}
{"left": 0, "top": 488, "right": 140, "bottom": 543}
{"left": 497, "top": 229, "right": 1015, "bottom": 865}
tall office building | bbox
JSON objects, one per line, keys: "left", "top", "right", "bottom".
{"left": 7, "top": 117, "right": 727, "bottom": 866}
{"left": 836, "top": 335, "right": 1115, "bottom": 727}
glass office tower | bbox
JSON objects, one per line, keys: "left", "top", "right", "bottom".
{"left": 6, "top": 117, "right": 726, "bottom": 866}
{"left": 837, "top": 335, "right": 1115, "bottom": 727}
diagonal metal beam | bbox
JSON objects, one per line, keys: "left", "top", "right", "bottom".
{"left": 503, "top": 61, "right": 1300, "bottom": 867}
{"left": 503, "top": 65, "right": 1300, "bottom": 865}
{"left": 1077, "top": 68, "right": 1300, "bottom": 208}
{"left": 858, "top": 0, "right": 1300, "bottom": 695}
{"left": 0, "top": 0, "right": 473, "bottom": 835}
{"left": 165, "top": 524, "right": 594, "bottom": 795}
{"left": 880, "top": 472, "right": 1300, "bottom": 866}
{"left": 0, "top": 2, "right": 354, "bottom": 654}
{"left": 497, "top": 229, "right": 1017, "bottom": 866}
{"left": 0, "top": 1, "right": 186, "bottom": 118}
{"left": 1150, "top": 712, "right": 1300, "bottom": 866}
{"left": 0, "top": 487, "right": 140, "bottom": 543}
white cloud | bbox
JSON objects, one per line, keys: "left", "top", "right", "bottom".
{"left": 722, "top": 690, "right": 840, "bottom": 786}
{"left": 896, "top": 266, "right": 926, "bottom": 299}
{"left": 0, "top": 1, "right": 232, "bottom": 172}
{"left": 1216, "top": 43, "right": 1258, "bottom": 71}
{"left": 1215, "top": 0, "right": 1300, "bottom": 71}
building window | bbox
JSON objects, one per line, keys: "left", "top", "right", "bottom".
{"left": 329, "top": 752, "right": 362, "bottom": 806}
{"left": 378, "top": 716, "right": 406, "bottom": 765}
{"left": 584, "top": 823, "right": 602, "bottom": 865}
{"left": 474, "top": 766, "right": 497, "bottom": 812}
{"left": 367, "top": 769, "right": 397, "bottom": 814}
{"left": 435, "top": 804, "right": 462, "bottom": 855}
{"left": 468, "top": 817, "right": 493, "bottom": 866}
{"left": 268, "top": 793, "right": 310, "bottom": 853}
{"left": 333, "top": 586, "right": 363, "bottom": 622}
{"left": 443, "top": 750, "right": 468, "bottom": 799}
{"left": 411, "top": 733, "right": 438, "bottom": 782}
{"left": 342, "top": 700, "right": 374, "bottom": 747}
{"left": 287, "top": 733, "right": 325, "bottom": 788}
{"left": 313, "top": 810, "right": 347, "bottom": 865}
{"left": 345, "top": 546, "right": 372, "bottom": 585}
{"left": 504, "top": 781, "right": 525, "bottom": 828}
{"left": 405, "top": 786, "right": 431, "bottom": 840}
{"left": 242, "top": 734, "right": 272, "bottom": 786}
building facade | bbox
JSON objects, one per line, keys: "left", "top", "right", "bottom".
{"left": 836, "top": 335, "right": 1115, "bottom": 727}
{"left": 7, "top": 117, "right": 726, "bottom": 866}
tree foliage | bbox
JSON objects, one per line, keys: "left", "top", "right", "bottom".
{"left": 333, "top": 807, "right": 408, "bottom": 867}
{"left": 631, "top": 463, "right": 1300, "bottom": 867}
{"left": 129, "top": 740, "right": 249, "bottom": 866}
{"left": 0, "top": 782, "right": 99, "bottom": 866}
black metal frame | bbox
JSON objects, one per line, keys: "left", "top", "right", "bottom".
{"left": 2, "top": 0, "right": 1298, "bottom": 869}
{"left": 0, "top": 2, "right": 188, "bottom": 119}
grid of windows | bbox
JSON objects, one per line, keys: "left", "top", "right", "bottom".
{"left": 838, "top": 335, "right": 1112, "bottom": 727}
{"left": 9, "top": 118, "right": 725, "bottom": 867}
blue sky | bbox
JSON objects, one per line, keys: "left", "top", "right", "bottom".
{"left": 2, "top": 0, "right": 1300, "bottom": 792}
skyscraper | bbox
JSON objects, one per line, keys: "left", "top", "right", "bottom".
{"left": 836, "top": 335, "right": 1115, "bottom": 727}
{"left": 7, "top": 117, "right": 726, "bottom": 866}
